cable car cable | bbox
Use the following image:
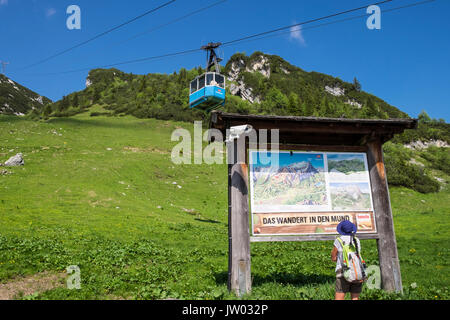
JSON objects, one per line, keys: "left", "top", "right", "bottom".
{"left": 221, "top": 0, "right": 394, "bottom": 47}
{"left": 113, "top": 0, "right": 228, "bottom": 49}
{"left": 71, "top": 0, "right": 229, "bottom": 60}
{"left": 28, "top": 48, "right": 202, "bottom": 76}
{"left": 18, "top": 0, "right": 177, "bottom": 71}
{"left": 21, "top": 0, "right": 435, "bottom": 77}
{"left": 221, "top": 0, "right": 435, "bottom": 49}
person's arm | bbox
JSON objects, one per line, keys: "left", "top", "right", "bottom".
{"left": 331, "top": 246, "right": 338, "bottom": 262}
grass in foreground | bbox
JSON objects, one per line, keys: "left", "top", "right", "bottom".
{"left": 0, "top": 114, "right": 448, "bottom": 300}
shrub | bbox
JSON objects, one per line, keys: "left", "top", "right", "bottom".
{"left": 420, "top": 146, "right": 450, "bottom": 175}
{"left": 90, "top": 112, "right": 113, "bottom": 117}
{"left": 384, "top": 143, "right": 440, "bottom": 193}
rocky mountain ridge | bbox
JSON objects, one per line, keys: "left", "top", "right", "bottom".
{"left": 223, "top": 52, "right": 408, "bottom": 119}
{"left": 0, "top": 74, "right": 51, "bottom": 115}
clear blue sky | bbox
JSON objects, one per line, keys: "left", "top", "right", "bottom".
{"left": 251, "top": 151, "right": 324, "bottom": 169}
{"left": 1, "top": 0, "right": 449, "bottom": 121}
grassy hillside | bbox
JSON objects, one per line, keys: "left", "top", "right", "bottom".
{"left": 0, "top": 113, "right": 448, "bottom": 300}
{"left": 32, "top": 52, "right": 448, "bottom": 195}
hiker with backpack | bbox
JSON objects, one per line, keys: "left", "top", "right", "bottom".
{"left": 331, "top": 220, "right": 367, "bottom": 300}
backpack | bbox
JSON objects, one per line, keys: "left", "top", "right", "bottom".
{"left": 337, "top": 236, "right": 367, "bottom": 283}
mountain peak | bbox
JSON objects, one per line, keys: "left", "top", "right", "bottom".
{"left": 224, "top": 51, "right": 408, "bottom": 119}
{"left": 0, "top": 74, "right": 51, "bottom": 116}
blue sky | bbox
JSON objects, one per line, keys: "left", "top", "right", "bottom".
{"left": 1, "top": 0, "right": 449, "bottom": 121}
{"left": 251, "top": 151, "right": 325, "bottom": 169}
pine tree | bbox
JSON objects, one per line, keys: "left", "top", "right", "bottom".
{"left": 418, "top": 110, "right": 432, "bottom": 123}
{"left": 43, "top": 104, "right": 52, "bottom": 117}
{"left": 353, "top": 77, "right": 362, "bottom": 92}
{"left": 139, "top": 77, "right": 147, "bottom": 92}
{"left": 59, "top": 96, "right": 69, "bottom": 111}
{"left": 72, "top": 93, "right": 79, "bottom": 107}
{"left": 287, "top": 92, "right": 299, "bottom": 114}
{"left": 93, "top": 89, "right": 101, "bottom": 104}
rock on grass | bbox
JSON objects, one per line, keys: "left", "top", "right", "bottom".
{"left": 4, "top": 153, "right": 24, "bottom": 167}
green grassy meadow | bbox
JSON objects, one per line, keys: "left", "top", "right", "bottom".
{"left": 0, "top": 113, "right": 448, "bottom": 300}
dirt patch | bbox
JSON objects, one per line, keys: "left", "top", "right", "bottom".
{"left": 123, "top": 146, "right": 169, "bottom": 155}
{"left": 182, "top": 207, "right": 199, "bottom": 215}
{"left": 0, "top": 272, "right": 66, "bottom": 300}
{"left": 88, "top": 190, "right": 97, "bottom": 198}
{"left": 88, "top": 197, "right": 114, "bottom": 208}
{"left": 1, "top": 169, "right": 12, "bottom": 176}
{"left": 123, "top": 147, "right": 141, "bottom": 153}
{"left": 106, "top": 294, "right": 128, "bottom": 300}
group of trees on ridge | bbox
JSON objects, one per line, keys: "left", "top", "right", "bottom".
{"left": 39, "top": 52, "right": 413, "bottom": 122}
{"left": 29, "top": 52, "right": 448, "bottom": 194}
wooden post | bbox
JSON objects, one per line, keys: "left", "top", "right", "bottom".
{"left": 367, "top": 139, "right": 403, "bottom": 293}
{"left": 227, "top": 135, "right": 251, "bottom": 296}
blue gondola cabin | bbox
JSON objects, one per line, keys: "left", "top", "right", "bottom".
{"left": 189, "top": 72, "right": 226, "bottom": 110}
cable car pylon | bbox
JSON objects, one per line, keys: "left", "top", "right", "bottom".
{"left": 202, "top": 42, "right": 222, "bottom": 73}
{"left": 189, "top": 42, "right": 226, "bottom": 111}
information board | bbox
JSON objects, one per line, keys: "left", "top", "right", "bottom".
{"left": 249, "top": 151, "right": 377, "bottom": 236}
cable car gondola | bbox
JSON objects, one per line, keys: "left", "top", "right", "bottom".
{"left": 189, "top": 42, "right": 226, "bottom": 111}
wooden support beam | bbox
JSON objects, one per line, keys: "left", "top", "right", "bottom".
{"left": 367, "top": 139, "right": 403, "bottom": 293}
{"left": 227, "top": 136, "right": 251, "bottom": 296}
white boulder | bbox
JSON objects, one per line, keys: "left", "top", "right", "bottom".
{"left": 4, "top": 153, "right": 24, "bottom": 167}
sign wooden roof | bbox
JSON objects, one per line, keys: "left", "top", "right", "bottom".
{"left": 210, "top": 111, "right": 418, "bottom": 146}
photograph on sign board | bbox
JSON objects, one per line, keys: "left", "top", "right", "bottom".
{"left": 250, "top": 151, "right": 328, "bottom": 213}
{"left": 327, "top": 153, "right": 370, "bottom": 183}
{"left": 250, "top": 151, "right": 377, "bottom": 236}
{"left": 329, "top": 182, "right": 373, "bottom": 211}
